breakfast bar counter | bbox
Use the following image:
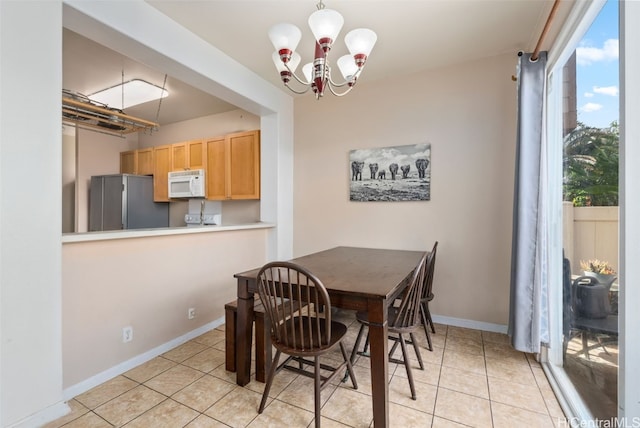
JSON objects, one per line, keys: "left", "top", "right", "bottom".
{"left": 62, "top": 221, "right": 275, "bottom": 243}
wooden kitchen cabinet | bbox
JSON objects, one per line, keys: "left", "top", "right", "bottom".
{"left": 171, "top": 139, "right": 205, "bottom": 171}
{"left": 228, "top": 130, "right": 260, "bottom": 199}
{"left": 137, "top": 148, "right": 154, "bottom": 175}
{"left": 120, "top": 130, "right": 258, "bottom": 202}
{"left": 205, "top": 130, "right": 260, "bottom": 200}
{"left": 153, "top": 144, "right": 172, "bottom": 202}
{"left": 120, "top": 150, "right": 137, "bottom": 174}
{"left": 119, "top": 148, "right": 153, "bottom": 175}
{"left": 205, "top": 137, "right": 227, "bottom": 200}
{"left": 187, "top": 139, "right": 205, "bottom": 170}
{"left": 171, "top": 142, "right": 187, "bottom": 171}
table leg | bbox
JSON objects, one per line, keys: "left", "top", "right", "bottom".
{"left": 367, "top": 299, "right": 389, "bottom": 427}
{"left": 236, "top": 278, "right": 254, "bottom": 386}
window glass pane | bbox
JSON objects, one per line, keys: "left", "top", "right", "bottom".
{"left": 561, "top": 0, "right": 619, "bottom": 419}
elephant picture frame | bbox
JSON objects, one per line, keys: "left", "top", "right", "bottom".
{"left": 349, "top": 143, "right": 431, "bottom": 202}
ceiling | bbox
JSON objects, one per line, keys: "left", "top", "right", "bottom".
{"left": 63, "top": 0, "right": 574, "bottom": 127}
{"left": 62, "top": 28, "right": 238, "bottom": 127}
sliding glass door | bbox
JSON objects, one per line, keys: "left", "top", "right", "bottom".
{"left": 545, "top": 0, "right": 623, "bottom": 422}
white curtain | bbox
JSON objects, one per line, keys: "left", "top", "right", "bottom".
{"left": 508, "top": 52, "right": 550, "bottom": 353}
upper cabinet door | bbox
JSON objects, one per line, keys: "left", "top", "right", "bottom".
{"left": 171, "top": 142, "right": 187, "bottom": 171}
{"left": 228, "top": 130, "right": 260, "bottom": 199}
{"left": 171, "top": 139, "right": 204, "bottom": 171}
{"left": 205, "top": 137, "right": 227, "bottom": 200}
{"left": 120, "top": 150, "right": 137, "bottom": 174}
{"left": 153, "top": 144, "right": 172, "bottom": 202}
{"left": 187, "top": 139, "right": 205, "bottom": 170}
{"left": 137, "top": 148, "right": 154, "bottom": 175}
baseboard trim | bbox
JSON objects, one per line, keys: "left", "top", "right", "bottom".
{"left": 63, "top": 316, "right": 225, "bottom": 401}
{"left": 62, "top": 313, "right": 506, "bottom": 401}
{"left": 431, "top": 314, "right": 508, "bottom": 334}
{"left": 7, "top": 401, "right": 70, "bottom": 428}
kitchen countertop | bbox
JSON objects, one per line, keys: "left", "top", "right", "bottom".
{"left": 62, "top": 222, "right": 275, "bottom": 243}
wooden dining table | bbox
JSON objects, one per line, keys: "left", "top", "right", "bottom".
{"left": 233, "top": 246, "right": 425, "bottom": 427}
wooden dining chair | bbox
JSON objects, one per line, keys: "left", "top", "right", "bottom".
{"left": 349, "top": 251, "right": 428, "bottom": 400}
{"left": 357, "top": 243, "right": 438, "bottom": 359}
{"left": 420, "top": 241, "right": 438, "bottom": 351}
{"left": 257, "top": 261, "right": 358, "bottom": 428}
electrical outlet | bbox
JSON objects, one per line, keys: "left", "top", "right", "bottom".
{"left": 122, "top": 326, "right": 133, "bottom": 343}
{"left": 188, "top": 308, "right": 196, "bottom": 320}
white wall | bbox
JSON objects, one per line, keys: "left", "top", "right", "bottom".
{"left": 138, "top": 109, "right": 259, "bottom": 147}
{"left": 0, "top": 0, "right": 293, "bottom": 425}
{"left": 0, "top": 1, "right": 67, "bottom": 426}
{"left": 57, "top": 0, "right": 294, "bottom": 408}
{"left": 62, "top": 101, "right": 265, "bottom": 391}
{"left": 294, "top": 54, "right": 518, "bottom": 326}
{"left": 62, "top": 229, "right": 269, "bottom": 389}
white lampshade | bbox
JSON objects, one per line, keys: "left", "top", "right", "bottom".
{"left": 345, "top": 28, "right": 377, "bottom": 57}
{"left": 308, "top": 8, "right": 344, "bottom": 44}
{"left": 268, "top": 23, "right": 302, "bottom": 53}
{"left": 272, "top": 51, "right": 301, "bottom": 73}
{"left": 337, "top": 55, "right": 358, "bottom": 80}
{"left": 302, "top": 63, "right": 313, "bottom": 84}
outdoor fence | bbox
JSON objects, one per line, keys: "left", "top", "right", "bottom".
{"left": 563, "top": 201, "right": 619, "bottom": 276}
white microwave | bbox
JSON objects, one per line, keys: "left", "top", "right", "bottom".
{"left": 168, "top": 169, "right": 206, "bottom": 198}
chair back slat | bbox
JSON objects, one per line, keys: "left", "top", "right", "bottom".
{"left": 422, "top": 241, "right": 438, "bottom": 300}
{"left": 391, "top": 252, "right": 428, "bottom": 329}
{"left": 258, "top": 261, "right": 332, "bottom": 351}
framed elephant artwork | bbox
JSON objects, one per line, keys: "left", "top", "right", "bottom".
{"left": 349, "top": 143, "right": 431, "bottom": 202}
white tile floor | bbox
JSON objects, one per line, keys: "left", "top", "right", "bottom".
{"left": 46, "top": 310, "right": 567, "bottom": 427}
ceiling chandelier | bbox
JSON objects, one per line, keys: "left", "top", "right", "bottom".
{"left": 268, "top": 0, "right": 377, "bottom": 99}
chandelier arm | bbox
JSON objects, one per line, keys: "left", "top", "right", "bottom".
{"left": 284, "top": 82, "right": 312, "bottom": 95}
{"left": 327, "top": 66, "right": 363, "bottom": 87}
{"left": 327, "top": 77, "right": 350, "bottom": 88}
{"left": 327, "top": 83, "right": 355, "bottom": 97}
{"left": 284, "top": 62, "right": 312, "bottom": 86}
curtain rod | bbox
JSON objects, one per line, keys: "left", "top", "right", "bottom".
{"left": 531, "top": 0, "right": 561, "bottom": 61}
{"left": 512, "top": 0, "right": 561, "bottom": 80}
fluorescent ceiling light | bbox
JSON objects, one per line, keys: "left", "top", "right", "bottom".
{"left": 89, "top": 79, "right": 168, "bottom": 109}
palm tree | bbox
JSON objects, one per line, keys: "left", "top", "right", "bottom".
{"left": 563, "top": 121, "right": 619, "bottom": 206}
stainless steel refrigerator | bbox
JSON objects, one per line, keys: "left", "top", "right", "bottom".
{"left": 89, "top": 174, "right": 169, "bottom": 231}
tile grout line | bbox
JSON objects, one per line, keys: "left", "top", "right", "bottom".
{"left": 484, "top": 336, "right": 496, "bottom": 428}
{"left": 88, "top": 337, "right": 227, "bottom": 427}
{"left": 429, "top": 325, "right": 447, "bottom": 428}
{"left": 56, "top": 323, "right": 556, "bottom": 428}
